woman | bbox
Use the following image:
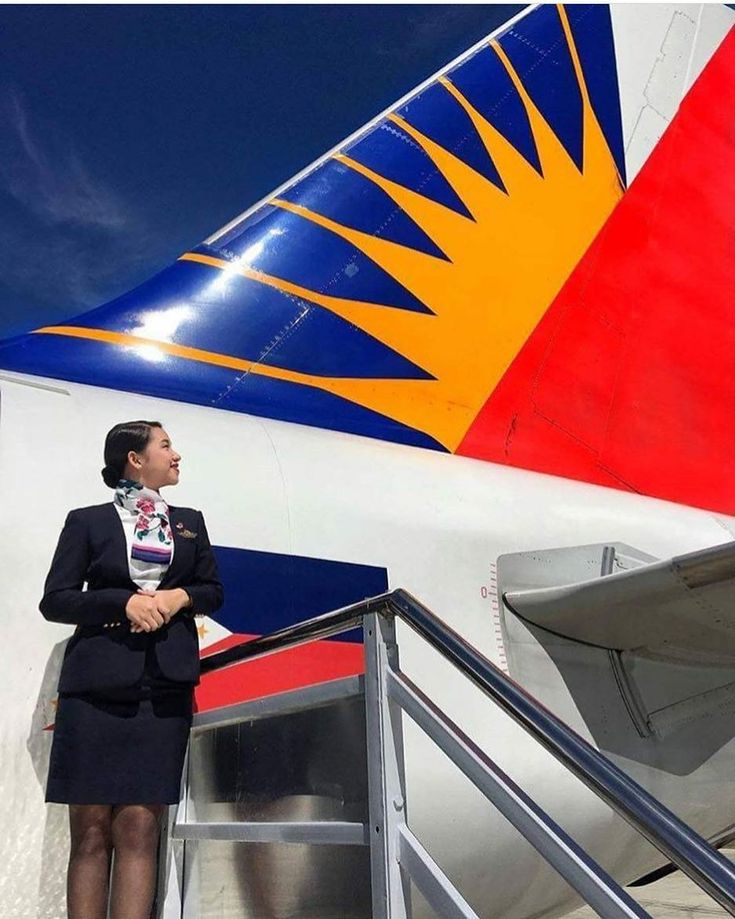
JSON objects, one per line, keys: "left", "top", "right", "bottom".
{"left": 40, "top": 420, "right": 224, "bottom": 919}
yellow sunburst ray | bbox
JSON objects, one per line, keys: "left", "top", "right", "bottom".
{"left": 34, "top": 322, "right": 464, "bottom": 444}
{"left": 557, "top": 6, "right": 591, "bottom": 106}
{"left": 270, "top": 197, "right": 452, "bottom": 310}
{"left": 386, "top": 113, "right": 509, "bottom": 223}
{"left": 490, "top": 42, "right": 584, "bottom": 186}
{"left": 181, "top": 252, "right": 438, "bottom": 375}
{"left": 183, "top": 252, "right": 420, "bottom": 324}
{"left": 556, "top": 3, "right": 624, "bottom": 187}
{"left": 334, "top": 152, "right": 473, "bottom": 259}
{"left": 438, "top": 75, "right": 545, "bottom": 199}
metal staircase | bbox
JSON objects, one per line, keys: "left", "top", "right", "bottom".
{"left": 157, "top": 590, "right": 735, "bottom": 918}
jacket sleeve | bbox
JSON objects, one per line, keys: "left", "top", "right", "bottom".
{"left": 39, "top": 510, "right": 133, "bottom": 627}
{"left": 180, "top": 511, "right": 224, "bottom": 617}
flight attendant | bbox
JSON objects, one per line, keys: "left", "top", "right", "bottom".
{"left": 40, "top": 420, "right": 224, "bottom": 919}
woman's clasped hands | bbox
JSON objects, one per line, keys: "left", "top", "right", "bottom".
{"left": 125, "top": 588, "right": 190, "bottom": 633}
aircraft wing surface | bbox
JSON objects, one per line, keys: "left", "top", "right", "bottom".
{"left": 503, "top": 541, "right": 735, "bottom": 665}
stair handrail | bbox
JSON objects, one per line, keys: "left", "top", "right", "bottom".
{"left": 199, "top": 588, "right": 735, "bottom": 915}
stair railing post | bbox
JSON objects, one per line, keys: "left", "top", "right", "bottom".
{"left": 364, "top": 609, "right": 411, "bottom": 918}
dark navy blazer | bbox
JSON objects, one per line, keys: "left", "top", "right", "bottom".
{"left": 40, "top": 502, "right": 224, "bottom": 693}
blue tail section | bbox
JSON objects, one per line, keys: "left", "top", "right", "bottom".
{"left": 0, "top": 5, "right": 626, "bottom": 455}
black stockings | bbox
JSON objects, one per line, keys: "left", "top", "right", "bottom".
{"left": 67, "top": 806, "right": 111, "bottom": 919}
{"left": 68, "top": 804, "right": 164, "bottom": 919}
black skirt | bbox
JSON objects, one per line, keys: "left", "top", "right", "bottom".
{"left": 46, "top": 649, "right": 193, "bottom": 806}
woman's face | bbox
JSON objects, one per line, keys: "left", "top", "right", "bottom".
{"left": 127, "top": 427, "right": 181, "bottom": 491}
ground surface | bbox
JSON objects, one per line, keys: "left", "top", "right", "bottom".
{"left": 568, "top": 850, "right": 734, "bottom": 918}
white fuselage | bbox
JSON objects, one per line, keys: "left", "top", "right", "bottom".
{"left": 2, "top": 370, "right": 734, "bottom": 918}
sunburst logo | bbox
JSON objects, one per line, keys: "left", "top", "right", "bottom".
{"left": 38, "top": 6, "right": 623, "bottom": 453}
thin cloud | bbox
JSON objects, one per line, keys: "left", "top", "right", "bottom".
{"left": 0, "top": 86, "right": 128, "bottom": 231}
{"left": 0, "top": 86, "right": 162, "bottom": 318}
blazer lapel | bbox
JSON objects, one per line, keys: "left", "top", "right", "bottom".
{"left": 159, "top": 505, "right": 186, "bottom": 588}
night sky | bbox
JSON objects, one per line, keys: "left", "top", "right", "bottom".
{"left": 0, "top": 4, "right": 522, "bottom": 339}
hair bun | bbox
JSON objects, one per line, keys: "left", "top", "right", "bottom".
{"left": 101, "top": 464, "right": 120, "bottom": 488}
{"left": 103, "top": 420, "right": 161, "bottom": 489}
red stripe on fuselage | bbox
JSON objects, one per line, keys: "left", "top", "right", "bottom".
{"left": 195, "top": 636, "right": 364, "bottom": 713}
{"left": 459, "top": 29, "right": 735, "bottom": 515}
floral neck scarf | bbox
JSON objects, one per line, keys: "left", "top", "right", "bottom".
{"left": 114, "top": 479, "right": 173, "bottom": 566}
